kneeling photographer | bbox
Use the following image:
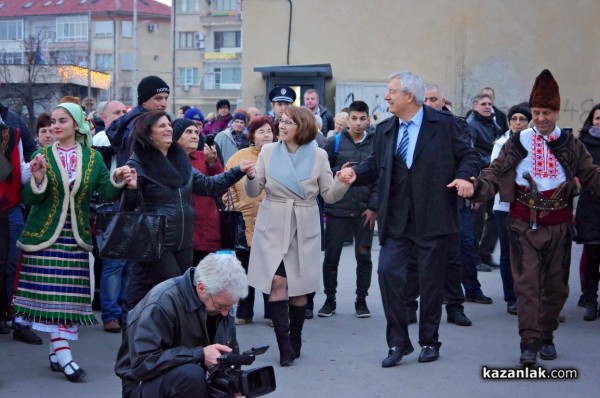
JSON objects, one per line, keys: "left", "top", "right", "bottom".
{"left": 116, "top": 253, "right": 248, "bottom": 398}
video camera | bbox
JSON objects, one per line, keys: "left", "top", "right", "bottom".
{"left": 207, "top": 345, "right": 276, "bottom": 398}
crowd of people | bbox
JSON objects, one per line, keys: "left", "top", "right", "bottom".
{"left": 1, "top": 68, "right": 600, "bottom": 396}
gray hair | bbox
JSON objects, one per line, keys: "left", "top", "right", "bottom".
{"left": 193, "top": 253, "right": 248, "bottom": 300}
{"left": 314, "top": 114, "right": 323, "bottom": 129}
{"left": 96, "top": 101, "right": 109, "bottom": 116}
{"left": 425, "top": 83, "right": 444, "bottom": 98}
{"left": 471, "top": 93, "right": 492, "bottom": 106}
{"left": 389, "top": 71, "right": 425, "bottom": 105}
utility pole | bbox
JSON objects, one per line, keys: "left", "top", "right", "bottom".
{"left": 132, "top": 0, "right": 138, "bottom": 93}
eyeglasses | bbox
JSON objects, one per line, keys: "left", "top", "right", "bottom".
{"left": 510, "top": 117, "right": 528, "bottom": 122}
{"left": 279, "top": 119, "right": 297, "bottom": 126}
{"left": 209, "top": 293, "right": 235, "bottom": 312}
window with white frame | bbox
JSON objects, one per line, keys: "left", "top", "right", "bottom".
{"left": 212, "top": 0, "right": 240, "bottom": 12}
{"left": 122, "top": 21, "right": 132, "bottom": 38}
{"left": 0, "top": 52, "right": 24, "bottom": 64}
{"left": 214, "top": 31, "right": 241, "bottom": 51}
{"left": 204, "top": 65, "right": 241, "bottom": 89}
{"left": 95, "top": 20, "right": 113, "bottom": 37}
{"left": 0, "top": 20, "right": 24, "bottom": 41}
{"left": 56, "top": 15, "right": 88, "bottom": 42}
{"left": 179, "top": 0, "right": 199, "bottom": 13}
{"left": 178, "top": 68, "right": 198, "bottom": 85}
{"left": 178, "top": 32, "right": 195, "bottom": 49}
{"left": 95, "top": 54, "right": 113, "bottom": 70}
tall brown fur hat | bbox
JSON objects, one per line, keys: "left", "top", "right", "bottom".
{"left": 529, "top": 69, "right": 560, "bottom": 110}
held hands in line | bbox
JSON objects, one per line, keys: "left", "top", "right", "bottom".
{"left": 114, "top": 166, "right": 138, "bottom": 189}
{"left": 239, "top": 159, "right": 256, "bottom": 179}
{"left": 29, "top": 154, "right": 47, "bottom": 184}
{"left": 446, "top": 178, "right": 474, "bottom": 198}
{"left": 336, "top": 165, "right": 357, "bottom": 186}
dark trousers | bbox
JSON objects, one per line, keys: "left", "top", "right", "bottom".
{"left": 507, "top": 216, "right": 571, "bottom": 345}
{"left": 322, "top": 214, "right": 373, "bottom": 298}
{"left": 473, "top": 198, "right": 498, "bottom": 263}
{"left": 582, "top": 244, "right": 600, "bottom": 304}
{"left": 460, "top": 205, "right": 482, "bottom": 295}
{"left": 129, "top": 363, "right": 206, "bottom": 398}
{"left": 122, "top": 248, "right": 193, "bottom": 325}
{"left": 379, "top": 233, "right": 449, "bottom": 349}
{"left": 494, "top": 210, "right": 516, "bottom": 304}
{"left": 235, "top": 249, "right": 270, "bottom": 320}
{"left": 405, "top": 232, "right": 464, "bottom": 313}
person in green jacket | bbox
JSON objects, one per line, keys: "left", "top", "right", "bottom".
{"left": 12, "top": 102, "right": 137, "bottom": 383}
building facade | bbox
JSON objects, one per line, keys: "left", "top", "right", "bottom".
{"left": 241, "top": 0, "right": 599, "bottom": 129}
{"left": 173, "top": 0, "right": 242, "bottom": 115}
{"left": 0, "top": 0, "right": 171, "bottom": 121}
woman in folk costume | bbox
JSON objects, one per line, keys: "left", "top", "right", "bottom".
{"left": 245, "top": 106, "right": 349, "bottom": 366}
{"left": 12, "top": 102, "right": 137, "bottom": 382}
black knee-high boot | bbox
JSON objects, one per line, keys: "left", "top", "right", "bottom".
{"left": 289, "top": 304, "right": 306, "bottom": 359}
{"left": 268, "top": 301, "right": 295, "bottom": 366}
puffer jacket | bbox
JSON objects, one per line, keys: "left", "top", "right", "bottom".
{"left": 323, "top": 129, "right": 378, "bottom": 217}
{"left": 126, "top": 144, "right": 245, "bottom": 251}
{"left": 115, "top": 267, "right": 238, "bottom": 397}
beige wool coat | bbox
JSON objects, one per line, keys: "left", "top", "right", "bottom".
{"left": 245, "top": 141, "right": 348, "bottom": 296}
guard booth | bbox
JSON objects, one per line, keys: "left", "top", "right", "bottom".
{"left": 253, "top": 64, "right": 332, "bottom": 112}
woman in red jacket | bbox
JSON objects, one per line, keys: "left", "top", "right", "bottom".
{"left": 173, "top": 118, "right": 224, "bottom": 265}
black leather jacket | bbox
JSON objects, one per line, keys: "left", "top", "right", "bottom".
{"left": 126, "top": 152, "right": 245, "bottom": 251}
{"left": 115, "top": 268, "right": 238, "bottom": 397}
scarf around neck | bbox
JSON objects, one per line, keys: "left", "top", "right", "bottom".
{"left": 268, "top": 141, "right": 315, "bottom": 199}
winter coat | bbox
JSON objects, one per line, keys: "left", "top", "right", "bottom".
{"left": 0, "top": 102, "right": 37, "bottom": 161}
{"left": 18, "top": 142, "right": 124, "bottom": 252}
{"left": 575, "top": 132, "right": 600, "bottom": 243}
{"left": 202, "top": 114, "right": 233, "bottom": 136}
{"left": 224, "top": 146, "right": 264, "bottom": 246}
{"left": 115, "top": 267, "right": 238, "bottom": 396}
{"left": 466, "top": 111, "right": 502, "bottom": 167}
{"left": 126, "top": 142, "right": 245, "bottom": 251}
{"left": 189, "top": 150, "right": 223, "bottom": 252}
{"left": 323, "top": 130, "right": 378, "bottom": 217}
{"left": 244, "top": 141, "right": 348, "bottom": 296}
{"left": 214, "top": 127, "right": 250, "bottom": 166}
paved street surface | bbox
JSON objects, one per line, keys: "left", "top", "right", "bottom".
{"left": 1, "top": 240, "right": 597, "bottom": 397}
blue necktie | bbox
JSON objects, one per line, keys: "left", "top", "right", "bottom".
{"left": 397, "top": 121, "right": 411, "bottom": 162}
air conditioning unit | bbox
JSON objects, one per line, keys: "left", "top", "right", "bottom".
{"left": 182, "top": 83, "right": 190, "bottom": 92}
{"left": 147, "top": 23, "right": 157, "bottom": 32}
{"left": 195, "top": 40, "right": 205, "bottom": 49}
{"left": 194, "top": 32, "right": 204, "bottom": 41}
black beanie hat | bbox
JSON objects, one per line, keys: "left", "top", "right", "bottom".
{"left": 172, "top": 118, "right": 196, "bottom": 142}
{"left": 137, "top": 75, "right": 170, "bottom": 105}
{"left": 507, "top": 102, "right": 532, "bottom": 123}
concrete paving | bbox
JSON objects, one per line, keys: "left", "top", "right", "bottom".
{"left": 1, "top": 240, "right": 597, "bottom": 397}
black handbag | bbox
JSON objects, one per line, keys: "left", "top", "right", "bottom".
{"left": 219, "top": 190, "right": 249, "bottom": 252}
{"left": 95, "top": 191, "right": 165, "bottom": 261}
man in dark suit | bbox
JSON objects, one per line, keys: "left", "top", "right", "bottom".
{"left": 340, "top": 72, "right": 480, "bottom": 367}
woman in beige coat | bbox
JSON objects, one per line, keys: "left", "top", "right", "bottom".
{"left": 245, "top": 106, "right": 349, "bottom": 366}
{"left": 224, "top": 116, "right": 274, "bottom": 325}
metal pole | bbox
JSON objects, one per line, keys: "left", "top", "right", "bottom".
{"left": 171, "top": 0, "right": 176, "bottom": 115}
{"left": 132, "top": 0, "right": 137, "bottom": 94}
{"left": 87, "top": 8, "right": 92, "bottom": 108}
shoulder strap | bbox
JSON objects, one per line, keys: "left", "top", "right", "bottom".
{"left": 334, "top": 132, "right": 342, "bottom": 155}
